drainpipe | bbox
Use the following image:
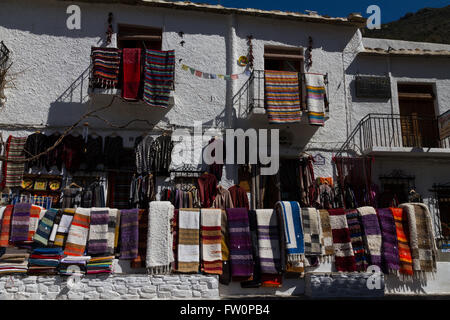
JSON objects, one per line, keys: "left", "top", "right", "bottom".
{"left": 226, "top": 14, "right": 236, "bottom": 129}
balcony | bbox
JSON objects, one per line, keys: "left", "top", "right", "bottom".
{"left": 337, "top": 113, "right": 450, "bottom": 158}
{"left": 233, "top": 70, "right": 328, "bottom": 124}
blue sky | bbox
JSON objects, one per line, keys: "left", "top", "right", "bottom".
{"left": 193, "top": 0, "right": 449, "bottom": 23}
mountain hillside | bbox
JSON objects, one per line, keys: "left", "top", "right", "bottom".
{"left": 363, "top": 6, "right": 450, "bottom": 44}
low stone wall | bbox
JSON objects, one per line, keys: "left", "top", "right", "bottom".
{"left": 0, "top": 274, "right": 219, "bottom": 300}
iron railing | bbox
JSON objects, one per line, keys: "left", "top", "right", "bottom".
{"left": 337, "top": 113, "right": 450, "bottom": 157}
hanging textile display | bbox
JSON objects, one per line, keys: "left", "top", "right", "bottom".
{"left": 87, "top": 209, "right": 110, "bottom": 256}
{"left": 390, "top": 207, "right": 413, "bottom": 276}
{"left": 10, "top": 203, "right": 32, "bottom": 243}
{"left": 318, "top": 209, "right": 334, "bottom": 259}
{"left": 119, "top": 208, "right": 139, "bottom": 260}
{"left": 398, "top": 203, "right": 437, "bottom": 275}
{"left": 33, "top": 208, "right": 58, "bottom": 246}
{"left": 64, "top": 208, "right": 91, "bottom": 256}
{"left": 53, "top": 209, "right": 75, "bottom": 248}
{"left": 255, "top": 209, "right": 282, "bottom": 275}
{"left": 146, "top": 201, "right": 175, "bottom": 274}
{"left": 23, "top": 132, "right": 48, "bottom": 171}
{"left": 219, "top": 209, "right": 231, "bottom": 285}
{"left": 264, "top": 70, "right": 302, "bottom": 124}
{"left": 377, "top": 208, "right": 400, "bottom": 274}
{"left": 240, "top": 210, "right": 261, "bottom": 288}
{"left": 180, "top": 64, "right": 251, "bottom": 80}
{"left": 122, "top": 47, "right": 141, "bottom": 100}
{"left": 328, "top": 208, "right": 356, "bottom": 272}
{"left": 91, "top": 47, "right": 122, "bottom": 88}
{"left": 143, "top": 49, "right": 175, "bottom": 108}
{"left": 301, "top": 208, "right": 322, "bottom": 266}
{"left": 26, "top": 205, "right": 42, "bottom": 242}
{"left": 130, "top": 209, "right": 147, "bottom": 268}
{"left": 106, "top": 209, "right": 119, "bottom": 255}
{"left": 357, "top": 206, "right": 382, "bottom": 269}
{"left": 276, "top": 201, "right": 304, "bottom": 274}
{"left": 1, "top": 136, "right": 27, "bottom": 189}
{"left": 0, "top": 205, "right": 13, "bottom": 247}
{"left": 304, "top": 73, "right": 326, "bottom": 126}
{"left": 226, "top": 208, "right": 253, "bottom": 280}
{"left": 177, "top": 208, "right": 200, "bottom": 273}
{"left": 345, "top": 209, "right": 369, "bottom": 271}
{"left": 200, "top": 208, "right": 222, "bottom": 275}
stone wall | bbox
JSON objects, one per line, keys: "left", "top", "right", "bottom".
{"left": 0, "top": 274, "right": 219, "bottom": 300}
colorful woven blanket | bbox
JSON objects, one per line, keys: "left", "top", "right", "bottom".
{"left": 240, "top": 210, "right": 262, "bottom": 288}
{"left": 304, "top": 73, "right": 326, "bottom": 126}
{"left": 26, "top": 205, "right": 42, "bottom": 242}
{"left": 87, "top": 209, "right": 110, "bottom": 255}
{"left": 264, "top": 70, "right": 302, "bottom": 124}
{"left": 318, "top": 209, "right": 334, "bottom": 258}
{"left": 122, "top": 48, "right": 141, "bottom": 100}
{"left": 34, "top": 208, "right": 58, "bottom": 246}
{"left": 10, "top": 203, "right": 32, "bottom": 243}
{"left": 328, "top": 208, "right": 356, "bottom": 272}
{"left": 91, "top": 47, "right": 121, "bottom": 88}
{"left": 377, "top": 208, "right": 400, "bottom": 274}
{"left": 399, "top": 203, "right": 437, "bottom": 275}
{"left": 53, "top": 209, "right": 75, "bottom": 247}
{"left": 391, "top": 207, "right": 413, "bottom": 276}
{"left": 276, "top": 201, "right": 304, "bottom": 268}
{"left": 48, "top": 209, "right": 62, "bottom": 244}
{"left": 301, "top": 208, "right": 322, "bottom": 257}
{"left": 146, "top": 201, "right": 174, "bottom": 274}
{"left": 1, "top": 136, "right": 27, "bottom": 188}
{"left": 143, "top": 49, "right": 175, "bottom": 108}
{"left": 345, "top": 209, "right": 368, "bottom": 271}
{"left": 357, "top": 206, "right": 382, "bottom": 268}
{"left": 177, "top": 208, "right": 200, "bottom": 273}
{"left": 255, "top": 209, "right": 282, "bottom": 274}
{"left": 64, "top": 208, "right": 91, "bottom": 256}
{"left": 119, "top": 209, "right": 139, "bottom": 259}
{"left": 107, "top": 209, "right": 119, "bottom": 255}
{"left": 86, "top": 256, "right": 114, "bottom": 274}
{"left": 130, "top": 209, "right": 147, "bottom": 268}
{"left": 0, "top": 205, "right": 14, "bottom": 247}
{"left": 226, "top": 208, "right": 253, "bottom": 279}
{"left": 201, "top": 208, "right": 222, "bottom": 275}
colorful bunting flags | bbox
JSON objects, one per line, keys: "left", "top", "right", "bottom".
{"left": 180, "top": 64, "right": 250, "bottom": 80}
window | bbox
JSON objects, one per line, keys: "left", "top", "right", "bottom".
{"left": 264, "top": 45, "right": 303, "bottom": 72}
{"left": 117, "top": 24, "right": 162, "bottom": 50}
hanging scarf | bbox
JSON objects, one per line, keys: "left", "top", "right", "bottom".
{"left": 177, "top": 208, "right": 200, "bottom": 273}
{"left": 10, "top": 203, "right": 32, "bottom": 243}
{"left": 122, "top": 47, "right": 141, "bottom": 100}
{"left": 226, "top": 208, "right": 253, "bottom": 280}
{"left": 399, "top": 203, "right": 437, "bottom": 276}
{"left": 391, "top": 207, "right": 413, "bottom": 276}
{"left": 345, "top": 209, "right": 369, "bottom": 271}
{"left": 377, "top": 208, "right": 400, "bottom": 274}
{"left": 255, "top": 209, "right": 282, "bottom": 274}
{"left": 64, "top": 208, "right": 91, "bottom": 256}
{"left": 0, "top": 205, "right": 14, "bottom": 247}
{"left": 200, "top": 208, "right": 222, "bottom": 275}
{"left": 53, "top": 209, "right": 75, "bottom": 248}
{"left": 119, "top": 209, "right": 139, "bottom": 259}
{"left": 1, "top": 136, "right": 27, "bottom": 188}
{"left": 328, "top": 208, "right": 356, "bottom": 272}
{"left": 276, "top": 201, "right": 304, "bottom": 273}
{"left": 304, "top": 73, "right": 326, "bottom": 126}
{"left": 357, "top": 206, "right": 382, "bottom": 268}
{"left": 87, "top": 209, "right": 110, "bottom": 256}
{"left": 301, "top": 208, "right": 322, "bottom": 262}
{"left": 146, "top": 201, "right": 174, "bottom": 274}
{"left": 318, "top": 209, "right": 334, "bottom": 259}
{"left": 33, "top": 208, "right": 58, "bottom": 246}
{"left": 91, "top": 47, "right": 121, "bottom": 88}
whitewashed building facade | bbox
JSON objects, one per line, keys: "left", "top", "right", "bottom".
{"left": 0, "top": 0, "right": 449, "bottom": 298}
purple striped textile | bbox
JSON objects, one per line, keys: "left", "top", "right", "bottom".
{"left": 226, "top": 208, "right": 253, "bottom": 279}
{"left": 358, "top": 207, "right": 382, "bottom": 268}
{"left": 87, "top": 210, "right": 109, "bottom": 255}
{"left": 120, "top": 209, "right": 139, "bottom": 259}
{"left": 377, "top": 208, "right": 400, "bottom": 274}
{"left": 345, "top": 209, "right": 368, "bottom": 271}
{"left": 10, "top": 203, "right": 32, "bottom": 243}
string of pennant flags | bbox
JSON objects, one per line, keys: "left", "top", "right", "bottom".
{"left": 180, "top": 64, "right": 251, "bottom": 80}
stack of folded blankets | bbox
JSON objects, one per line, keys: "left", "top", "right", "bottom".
{"left": 86, "top": 256, "right": 114, "bottom": 274}
{"left": 59, "top": 256, "right": 91, "bottom": 276}
{"left": 0, "top": 248, "right": 29, "bottom": 274}
{"left": 28, "top": 248, "right": 63, "bottom": 275}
